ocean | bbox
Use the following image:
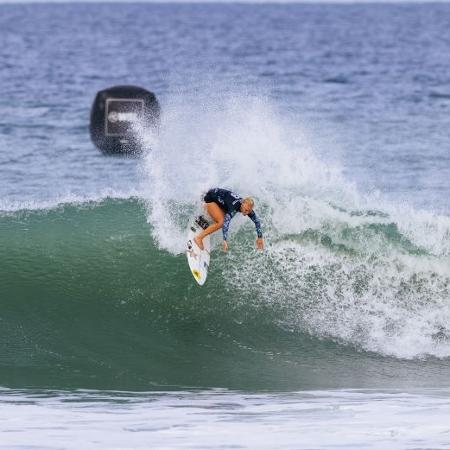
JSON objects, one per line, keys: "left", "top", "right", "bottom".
{"left": 1, "top": 2, "right": 450, "bottom": 449}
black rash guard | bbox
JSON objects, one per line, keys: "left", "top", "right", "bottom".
{"left": 204, "top": 188, "right": 263, "bottom": 241}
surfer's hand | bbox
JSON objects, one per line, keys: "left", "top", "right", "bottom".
{"left": 256, "top": 238, "right": 264, "bottom": 250}
{"left": 222, "top": 240, "right": 228, "bottom": 252}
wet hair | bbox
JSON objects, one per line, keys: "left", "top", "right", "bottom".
{"left": 242, "top": 197, "right": 254, "bottom": 209}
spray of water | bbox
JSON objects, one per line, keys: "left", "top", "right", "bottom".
{"left": 139, "top": 93, "right": 450, "bottom": 359}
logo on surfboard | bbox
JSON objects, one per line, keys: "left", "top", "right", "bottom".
{"left": 186, "top": 216, "right": 211, "bottom": 286}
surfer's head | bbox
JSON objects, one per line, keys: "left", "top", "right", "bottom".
{"left": 240, "top": 197, "right": 254, "bottom": 216}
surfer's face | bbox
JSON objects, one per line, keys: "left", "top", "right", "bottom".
{"left": 240, "top": 203, "right": 253, "bottom": 216}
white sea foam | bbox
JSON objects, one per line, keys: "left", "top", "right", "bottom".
{"left": 139, "top": 93, "right": 450, "bottom": 359}
{"left": 1, "top": 388, "right": 450, "bottom": 450}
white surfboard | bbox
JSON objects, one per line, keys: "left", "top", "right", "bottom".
{"left": 186, "top": 215, "right": 211, "bottom": 286}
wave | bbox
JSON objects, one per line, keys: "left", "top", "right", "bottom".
{"left": 0, "top": 195, "right": 449, "bottom": 391}
{"left": 1, "top": 94, "right": 450, "bottom": 389}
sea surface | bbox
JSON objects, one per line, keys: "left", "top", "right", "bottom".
{"left": 1, "top": 2, "right": 450, "bottom": 449}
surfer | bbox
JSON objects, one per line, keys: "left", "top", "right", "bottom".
{"left": 194, "top": 188, "right": 264, "bottom": 252}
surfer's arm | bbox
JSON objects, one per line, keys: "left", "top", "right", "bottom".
{"left": 222, "top": 213, "right": 232, "bottom": 241}
{"left": 248, "top": 211, "right": 263, "bottom": 238}
{"left": 248, "top": 211, "right": 264, "bottom": 249}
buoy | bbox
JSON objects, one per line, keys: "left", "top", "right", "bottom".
{"left": 89, "top": 85, "right": 160, "bottom": 156}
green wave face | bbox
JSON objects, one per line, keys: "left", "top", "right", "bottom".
{"left": 0, "top": 199, "right": 299, "bottom": 390}
{"left": 1, "top": 198, "right": 449, "bottom": 391}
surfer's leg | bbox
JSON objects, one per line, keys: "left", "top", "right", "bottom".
{"left": 194, "top": 202, "right": 224, "bottom": 250}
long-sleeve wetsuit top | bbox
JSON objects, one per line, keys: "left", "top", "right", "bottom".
{"left": 204, "top": 188, "right": 263, "bottom": 241}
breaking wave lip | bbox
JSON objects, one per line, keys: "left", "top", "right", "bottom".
{"left": 0, "top": 188, "right": 144, "bottom": 214}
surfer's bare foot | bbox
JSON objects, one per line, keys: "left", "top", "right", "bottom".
{"left": 194, "top": 236, "right": 204, "bottom": 250}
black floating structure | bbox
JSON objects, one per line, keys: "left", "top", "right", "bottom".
{"left": 90, "top": 85, "right": 160, "bottom": 156}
